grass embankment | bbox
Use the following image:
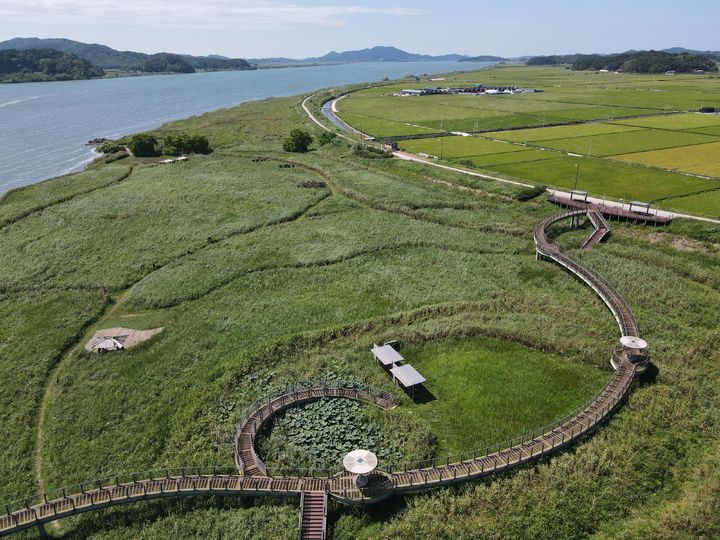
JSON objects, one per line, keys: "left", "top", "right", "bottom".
{"left": 0, "top": 65, "right": 719, "bottom": 539}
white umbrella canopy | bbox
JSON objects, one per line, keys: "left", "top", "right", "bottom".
{"left": 343, "top": 449, "right": 378, "bottom": 475}
{"left": 620, "top": 336, "right": 648, "bottom": 349}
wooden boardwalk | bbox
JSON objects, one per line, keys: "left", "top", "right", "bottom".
{"left": 234, "top": 385, "right": 396, "bottom": 477}
{"left": 547, "top": 194, "right": 672, "bottom": 225}
{"left": 0, "top": 210, "right": 644, "bottom": 537}
{"left": 583, "top": 209, "right": 611, "bottom": 249}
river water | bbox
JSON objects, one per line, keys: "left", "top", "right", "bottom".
{"left": 0, "top": 61, "right": 493, "bottom": 192}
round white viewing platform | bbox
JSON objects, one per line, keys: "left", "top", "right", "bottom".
{"left": 620, "top": 336, "right": 648, "bottom": 349}
{"left": 343, "top": 449, "right": 378, "bottom": 475}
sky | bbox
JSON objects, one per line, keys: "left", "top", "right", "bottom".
{"left": 0, "top": 0, "right": 718, "bottom": 58}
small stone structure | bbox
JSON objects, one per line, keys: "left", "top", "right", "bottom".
{"left": 86, "top": 327, "right": 163, "bottom": 353}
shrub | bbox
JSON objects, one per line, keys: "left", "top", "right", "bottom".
{"left": 97, "top": 141, "right": 124, "bottom": 154}
{"left": 127, "top": 133, "right": 158, "bottom": 157}
{"left": 317, "top": 131, "right": 337, "bottom": 146}
{"left": 457, "top": 159, "right": 476, "bottom": 168}
{"left": 283, "top": 129, "right": 313, "bottom": 153}
{"left": 162, "top": 133, "right": 212, "bottom": 156}
{"left": 514, "top": 184, "right": 547, "bottom": 201}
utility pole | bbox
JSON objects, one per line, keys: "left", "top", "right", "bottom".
{"left": 573, "top": 164, "right": 580, "bottom": 191}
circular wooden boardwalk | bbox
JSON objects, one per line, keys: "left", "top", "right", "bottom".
{"left": 0, "top": 210, "right": 643, "bottom": 536}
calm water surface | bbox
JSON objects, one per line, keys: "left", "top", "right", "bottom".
{"left": 0, "top": 61, "right": 493, "bottom": 192}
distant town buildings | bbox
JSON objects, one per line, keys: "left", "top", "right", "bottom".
{"left": 394, "top": 84, "right": 541, "bottom": 97}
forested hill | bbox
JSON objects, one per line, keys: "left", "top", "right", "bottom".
{"left": 0, "top": 48, "right": 105, "bottom": 83}
{"left": 0, "top": 37, "right": 253, "bottom": 72}
{"left": 528, "top": 50, "right": 719, "bottom": 73}
{"left": 140, "top": 53, "right": 194, "bottom": 74}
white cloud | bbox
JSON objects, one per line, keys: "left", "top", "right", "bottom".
{"left": 0, "top": 0, "right": 422, "bottom": 28}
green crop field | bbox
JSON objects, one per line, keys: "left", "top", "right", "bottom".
{"left": 614, "top": 141, "right": 720, "bottom": 177}
{"left": 337, "top": 65, "right": 720, "bottom": 140}
{"left": 346, "top": 67, "right": 720, "bottom": 214}
{"left": 611, "top": 112, "right": 720, "bottom": 130}
{"left": 397, "top": 132, "right": 720, "bottom": 212}
{"left": 398, "top": 136, "right": 525, "bottom": 159}
{"left": 657, "top": 188, "right": 720, "bottom": 218}
{"left": 1, "top": 65, "right": 720, "bottom": 539}
{"left": 488, "top": 122, "right": 643, "bottom": 143}
{"left": 532, "top": 129, "right": 719, "bottom": 157}
{"left": 490, "top": 154, "right": 720, "bottom": 204}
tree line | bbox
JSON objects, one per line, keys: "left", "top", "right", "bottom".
{"left": 528, "top": 50, "right": 719, "bottom": 73}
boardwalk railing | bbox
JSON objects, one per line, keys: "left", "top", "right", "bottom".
{"left": 234, "top": 382, "right": 395, "bottom": 476}
{"left": 534, "top": 210, "right": 639, "bottom": 337}
{"left": 0, "top": 470, "right": 305, "bottom": 536}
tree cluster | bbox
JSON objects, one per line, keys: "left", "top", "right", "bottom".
{"left": 527, "top": 51, "right": 719, "bottom": 74}
{"left": 0, "top": 48, "right": 104, "bottom": 82}
{"left": 162, "top": 133, "right": 212, "bottom": 155}
{"left": 125, "top": 132, "right": 212, "bottom": 157}
{"left": 283, "top": 129, "right": 314, "bottom": 153}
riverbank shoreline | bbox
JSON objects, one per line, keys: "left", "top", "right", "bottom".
{"left": 0, "top": 61, "right": 496, "bottom": 193}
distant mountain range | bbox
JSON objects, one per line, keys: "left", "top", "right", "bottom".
{"left": 0, "top": 37, "right": 252, "bottom": 72}
{"left": 249, "top": 46, "right": 503, "bottom": 64}
{"left": 0, "top": 39, "right": 512, "bottom": 71}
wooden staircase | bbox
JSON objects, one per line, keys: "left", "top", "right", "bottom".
{"left": 298, "top": 491, "right": 327, "bottom": 540}
{"left": 582, "top": 209, "right": 610, "bottom": 249}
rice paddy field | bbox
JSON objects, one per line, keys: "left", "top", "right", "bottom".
{"left": 1, "top": 66, "right": 720, "bottom": 539}
{"left": 341, "top": 66, "right": 720, "bottom": 218}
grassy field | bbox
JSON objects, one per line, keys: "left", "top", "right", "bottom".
{"left": 1, "top": 65, "right": 720, "bottom": 539}
{"left": 398, "top": 337, "right": 607, "bottom": 456}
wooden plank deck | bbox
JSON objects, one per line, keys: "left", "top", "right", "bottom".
{"left": 547, "top": 194, "right": 672, "bottom": 224}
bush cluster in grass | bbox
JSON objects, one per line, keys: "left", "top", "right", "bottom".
{"left": 162, "top": 133, "right": 212, "bottom": 156}
{"left": 283, "top": 128, "right": 314, "bottom": 153}
{"left": 126, "top": 132, "right": 212, "bottom": 157}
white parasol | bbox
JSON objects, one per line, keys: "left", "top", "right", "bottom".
{"left": 343, "top": 449, "right": 378, "bottom": 475}
{"left": 620, "top": 336, "right": 648, "bottom": 350}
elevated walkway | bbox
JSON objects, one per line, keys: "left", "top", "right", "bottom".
{"left": 547, "top": 194, "right": 672, "bottom": 225}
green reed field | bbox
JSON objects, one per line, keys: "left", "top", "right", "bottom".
{"left": 1, "top": 66, "right": 720, "bottom": 539}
